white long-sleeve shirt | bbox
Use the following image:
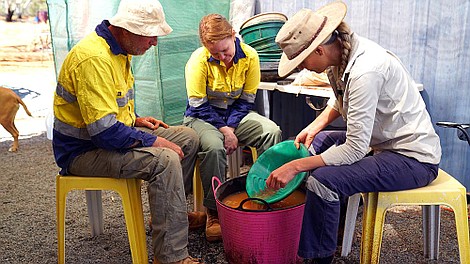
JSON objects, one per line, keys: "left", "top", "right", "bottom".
{"left": 321, "top": 33, "right": 441, "bottom": 165}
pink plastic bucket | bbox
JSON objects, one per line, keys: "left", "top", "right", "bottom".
{"left": 212, "top": 176, "right": 305, "bottom": 264}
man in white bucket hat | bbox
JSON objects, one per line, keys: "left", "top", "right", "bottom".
{"left": 109, "top": 0, "right": 172, "bottom": 38}
{"left": 52, "top": 0, "right": 202, "bottom": 263}
{"left": 267, "top": 1, "right": 441, "bottom": 263}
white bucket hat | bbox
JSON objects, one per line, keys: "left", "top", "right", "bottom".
{"left": 109, "top": 0, "right": 173, "bottom": 37}
{"left": 275, "top": 1, "right": 347, "bottom": 77}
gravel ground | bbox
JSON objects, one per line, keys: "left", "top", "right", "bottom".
{"left": 0, "top": 134, "right": 468, "bottom": 264}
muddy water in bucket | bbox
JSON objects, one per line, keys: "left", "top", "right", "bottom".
{"left": 213, "top": 176, "right": 305, "bottom": 264}
{"left": 222, "top": 190, "right": 305, "bottom": 210}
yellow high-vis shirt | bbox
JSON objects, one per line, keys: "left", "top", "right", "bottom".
{"left": 185, "top": 39, "right": 260, "bottom": 110}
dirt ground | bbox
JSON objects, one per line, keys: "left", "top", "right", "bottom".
{"left": 0, "top": 18, "right": 468, "bottom": 264}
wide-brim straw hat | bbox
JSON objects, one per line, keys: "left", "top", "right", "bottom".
{"left": 109, "top": 0, "right": 172, "bottom": 37}
{"left": 275, "top": 1, "right": 347, "bottom": 77}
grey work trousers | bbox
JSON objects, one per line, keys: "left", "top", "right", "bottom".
{"left": 183, "top": 111, "right": 282, "bottom": 210}
{"left": 68, "top": 126, "right": 199, "bottom": 263}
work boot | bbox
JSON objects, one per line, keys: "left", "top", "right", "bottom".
{"left": 205, "top": 209, "right": 222, "bottom": 242}
{"left": 153, "top": 256, "right": 203, "bottom": 264}
{"left": 188, "top": 211, "right": 206, "bottom": 230}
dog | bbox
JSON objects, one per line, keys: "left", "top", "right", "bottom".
{"left": 0, "top": 86, "right": 33, "bottom": 152}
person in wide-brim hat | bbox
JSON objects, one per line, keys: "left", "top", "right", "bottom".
{"left": 267, "top": 1, "right": 441, "bottom": 263}
{"left": 109, "top": 0, "right": 172, "bottom": 37}
{"left": 275, "top": 1, "right": 346, "bottom": 77}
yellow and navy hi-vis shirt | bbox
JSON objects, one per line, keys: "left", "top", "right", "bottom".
{"left": 52, "top": 20, "right": 157, "bottom": 173}
{"left": 184, "top": 38, "right": 260, "bottom": 129}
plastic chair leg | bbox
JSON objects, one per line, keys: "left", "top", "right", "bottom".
{"left": 422, "top": 205, "right": 440, "bottom": 259}
{"left": 360, "top": 192, "right": 379, "bottom": 264}
{"left": 56, "top": 175, "right": 148, "bottom": 264}
{"left": 227, "top": 147, "right": 242, "bottom": 179}
{"left": 249, "top": 146, "right": 258, "bottom": 162}
{"left": 193, "top": 160, "right": 204, "bottom": 212}
{"left": 120, "top": 179, "right": 148, "bottom": 264}
{"left": 370, "top": 197, "right": 406, "bottom": 264}
{"left": 227, "top": 146, "right": 258, "bottom": 179}
{"left": 341, "top": 193, "right": 361, "bottom": 256}
{"left": 56, "top": 175, "right": 67, "bottom": 264}
{"left": 360, "top": 169, "right": 470, "bottom": 263}
{"left": 449, "top": 195, "right": 470, "bottom": 263}
{"left": 85, "top": 190, "right": 104, "bottom": 236}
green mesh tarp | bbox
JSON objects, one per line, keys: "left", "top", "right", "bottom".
{"left": 47, "top": 0, "right": 230, "bottom": 125}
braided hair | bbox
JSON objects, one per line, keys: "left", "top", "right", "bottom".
{"left": 326, "top": 22, "right": 352, "bottom": 91}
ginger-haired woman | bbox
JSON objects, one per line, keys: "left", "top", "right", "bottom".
{"left": 183, "top": 14, "right": 282, "bottom": 242}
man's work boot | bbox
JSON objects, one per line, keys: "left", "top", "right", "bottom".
{"left": 188, "top": 211, "right": 206, "bottom": 230}
{"left": 153, "top": 256, "right": 203, "bottom": 264}
{"left": 205, "top": 209, "right": 222, "bottom": 242}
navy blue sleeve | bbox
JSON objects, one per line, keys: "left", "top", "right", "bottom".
{"left": 226, "top": 99, "right": 254, "bottom": 128}
{"left": 185, "top": 101, "right": 227, "bottom": 129}
{"left": 91, "top": 121, "right": 157, "bottom": 150}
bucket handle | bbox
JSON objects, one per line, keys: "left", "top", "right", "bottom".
{"left": 238, "top": 197, "right": 274, "bottom": 212}
{"left": 212, "top": 176, "right": 222, "bottom": 195}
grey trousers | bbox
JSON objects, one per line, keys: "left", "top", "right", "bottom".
{"left": 183, "top": 111, "right": 282, "bottom": 210}
{"left": 68, "top": 126, "right": 199, "bottom": 263}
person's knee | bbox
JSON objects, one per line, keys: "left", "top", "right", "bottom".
{"left": 182, "top": 126, "right": 199, "bottom": 143}
{"left": 151, "top": 148, "right": 182, "bottom": 175}
{"left": 180, "top": 126, "right": 199, "bottom": 153}
{"left": 267, "top": 125, "right": 282, "bottom": 142}
{"left": 200, "top": 136, "right": 224, "bottom": 153}
{"left": 306, "top": 174, "right": 339, "bottom": 202}
{"left": 255, "top": 124, "right": 282, "bottom": 154}
{"left": 261, "top": 118, "right": 281, "bottom": 135}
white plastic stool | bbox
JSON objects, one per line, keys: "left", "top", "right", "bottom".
{"left": 86, "top": 190, "right": 104, "bottom": 236}
{"left": 341, "top": 193, "right": 362, "bottom": 256}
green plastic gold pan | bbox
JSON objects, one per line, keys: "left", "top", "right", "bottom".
{"left": 246, "top": 140, "right": 310, "bottom": 204}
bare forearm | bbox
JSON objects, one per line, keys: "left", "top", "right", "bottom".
{"left": 266, "top": 155, "right": 326, "bottom": 189}
{"left": 290, "top": 155, "right": 326, "bottom": 173}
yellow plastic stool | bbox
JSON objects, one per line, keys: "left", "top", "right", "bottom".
{"left": 56, "top": 175, "right": 148, "bottom": 264}
{"left": 360, "top": 169, "right": 470, "bottom": 264}
{"left": 193, "top": 146, "right": 258, "bottom": 212}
